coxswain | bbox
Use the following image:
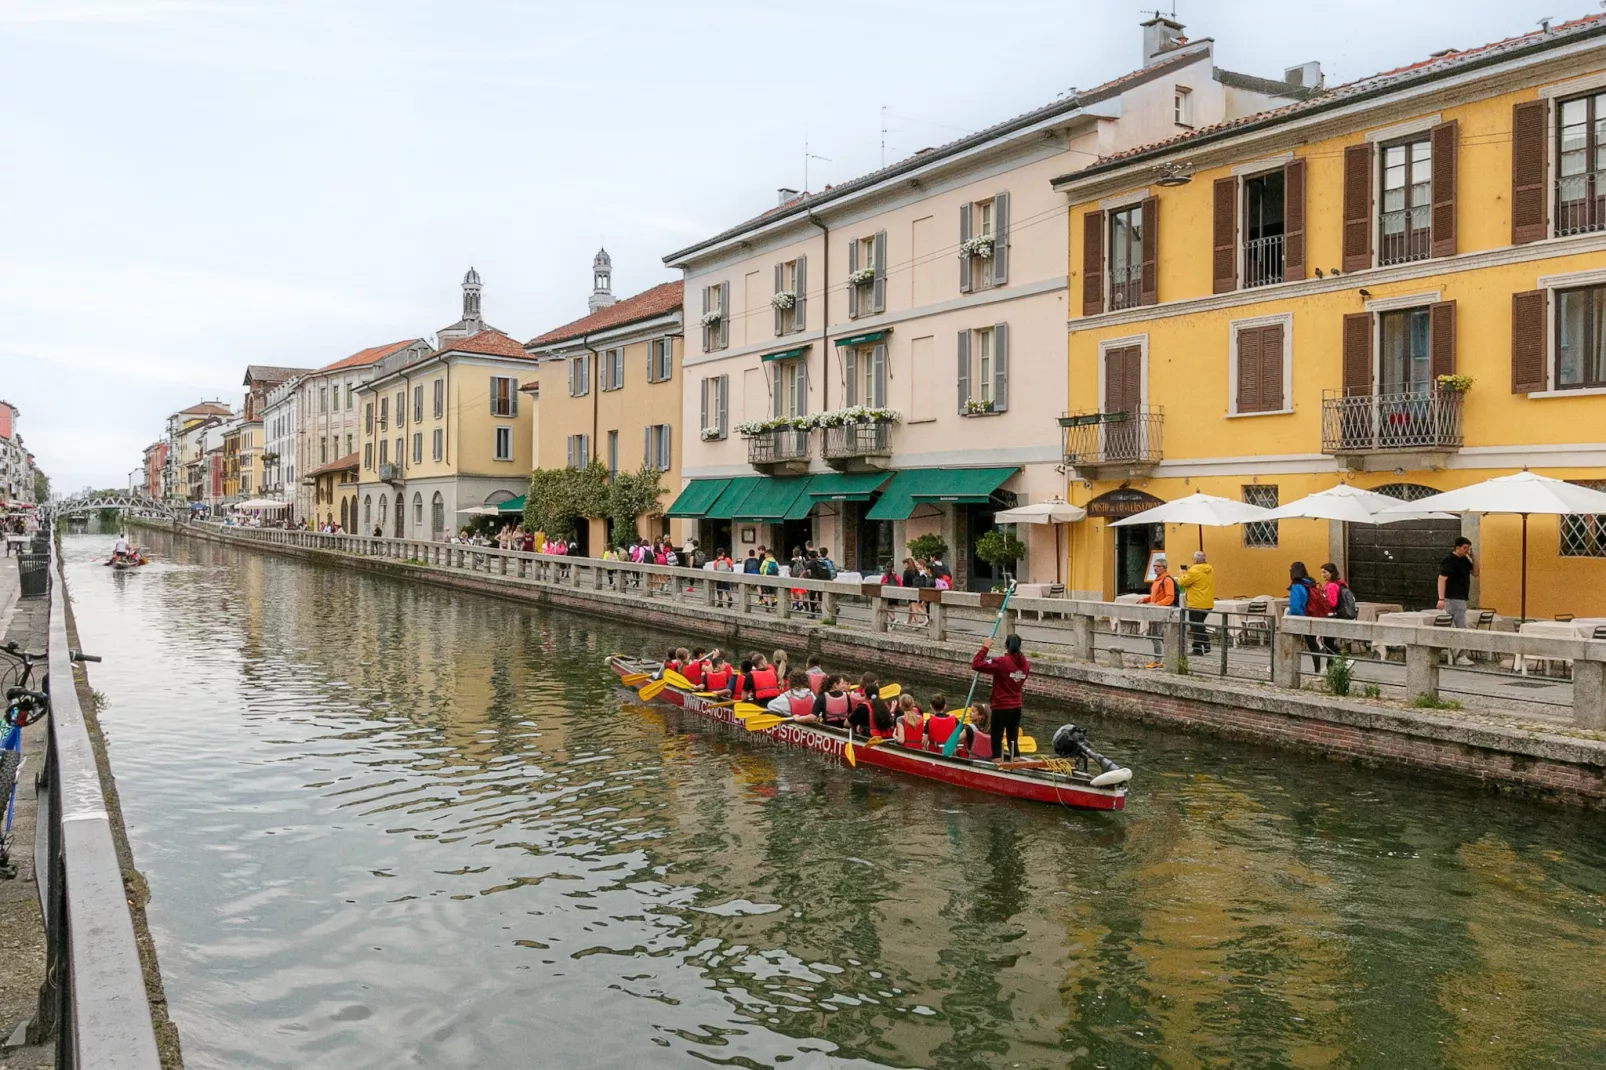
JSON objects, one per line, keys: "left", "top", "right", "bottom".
{"left": 111, "top": 533, "right": 132, "bottom": 564}
{"left": 746, "top": 655, "right": 781, "bottom": 702}
{"left": 971, "top": 634, "right": 1030, "bottom": 761}
{"left": 767, "top": 671, "right": 817, "bottom": 718}
{"left": 894, "top": 695, "right": 925, "bottom": 749}
{"left": 923, "top": 694, "right": 959, "bottom": 753}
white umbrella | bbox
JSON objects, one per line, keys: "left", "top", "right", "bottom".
{"left": 993, "top": 499, "right": 1087, "bottom": 585}
{"left": 457, "top": 505, "right": 503, "bottom": 516}
{"left": 1377, "top": 471, "right": 1606, "bottom": 620}
{"left": 1259, "top": 484, "right": 1454, "bottom": 525}
{"left": 235, "top": 498, "right": 289, "bottom": 510}
{"left": 1110, "top": 492, "right": 1273, "bottom": 550}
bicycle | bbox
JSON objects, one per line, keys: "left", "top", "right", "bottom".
{"left": 1, "top": 641, "right": 99, "bottom": 879}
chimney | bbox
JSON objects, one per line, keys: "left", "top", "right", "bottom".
{"left": 1141, "top": 15, "right": 1186, "bottom": 66}
{"left": 777, "top": 187, "right": 800, "bottom": 206}
{"left": 1282, "top": 61, "right": 1323, "bottom": 89}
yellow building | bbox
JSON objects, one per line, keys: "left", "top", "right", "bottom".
{"left": 308, "top": 452, "right": 360, "bottom": 530}
{"left": 522, "top": 253, "right": 685, "bottom": 553}
{"left": 1055, "top": 15, "right": 1606, "bottom": 618}
{"left": 221, "top": 425, "right": 242, "bottom": 501}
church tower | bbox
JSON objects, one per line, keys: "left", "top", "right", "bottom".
{"left": 436, "top": 266, "right": 500, "bottom": 349}
{"left": 588, "top": 248, "right": 617, "bottom": 313}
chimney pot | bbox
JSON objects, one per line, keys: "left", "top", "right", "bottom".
{"left": 777, "top": 187, "right": 801, "bottom": 206}
{"left": 1282, "top": 61, "right": 1323, "bottom": 89}
{"left": 1140, "top": 15, "right": 1186, "bottom": 66}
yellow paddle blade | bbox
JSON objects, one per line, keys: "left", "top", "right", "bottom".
{"left": 843, "top": 735, "right": 856, "bottom": 767}
{"left": 731, "top": 702, "right": 769, "bottom": 720}
{"left": 661, "top": 668, "right": 694, "bottom": 690}
{"left": 619, "top": 672, "right": 651, "bottom": 687}
{"left": 1017, "top": 735, "right": 1037, "bottom": 755}
{"left": 878, "top": 683, "right": 902, "bottom": 700}
{"left": 743, "top": 714, "right": 786, "bottom": 732}
{"left": 637, "top": 679, "right": 669, "bottom": 702}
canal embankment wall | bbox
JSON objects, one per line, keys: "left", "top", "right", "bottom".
{"left": 141, "top": 520, "right": 1606, "bottom": 809}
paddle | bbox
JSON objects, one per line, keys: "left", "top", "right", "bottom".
{"left": 637, "top": 678, "right": 669, "bottom": 701}
{"left": 661, "top": 668, "right": 694, "bottom": 691}
{"left": 877, "top": 683, "right": 902, "bottom": 701}
{"left": 619, "top": 672, "right": 652, "bottom": 687}
{"left": 944, "top": 580, "right": 1018, "bottom": 757}
{"left": 742, "top": 713, "right": 793, "bottom": 732}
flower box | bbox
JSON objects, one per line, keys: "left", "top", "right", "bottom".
{"left": 847, "top": 267, "right": 876, "bottom": 286}
{"left": 959, "top": 236, "right": 994, "bottom": 259}
{"left": 964, "top": 399, "right": 996, "bottom": 416}
{"left": 771, "top": 290, "right": 797, "bottom": 311}
{"left": 700, "top": 310, "right": 723, "bottom": 328}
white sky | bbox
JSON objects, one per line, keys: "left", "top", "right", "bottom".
{"left": 0, "top": 0, "right": 1577, "bottom": 492}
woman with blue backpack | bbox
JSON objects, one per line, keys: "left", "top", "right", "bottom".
{"left": 1287, "top": 561, "right": 1333, "bottom": 673}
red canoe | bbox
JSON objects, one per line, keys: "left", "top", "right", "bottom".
{"left": 609, "top": 657, "right": 1127, "bottom": 811}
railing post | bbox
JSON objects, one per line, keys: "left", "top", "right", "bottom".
{"left": 1574, "top": 660, "right": 1606, "bottom": 730}
{"left": 1272, "top": 626, "right": 1302, "bottom": 689}
{"left": 1162, "top": 611, "right": 1183, "bottom": 673}
{"left": 1070, "top": 613, "right": 1095, "bottom": 662}
{"left": 871, "top": 594, "right": 887, "bottom": 633}
{"left": 821, "top": 590, "right": 838, "bottom": 623}
{"left": 1406, "top": 639, "right": 1440, "bottom": 700}
{"left": 927, "top": 600, "right": 946, "bottom": 643}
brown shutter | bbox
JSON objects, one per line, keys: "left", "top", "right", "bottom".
{"left": 1429, "top": 300, "right": 1456, "bottom": 380}
{"left": 1342, "top": 312, "right": 1373, "bottom": 396}
{"left": 1139, "top": 195, "right": 1159, "bottom": 306}
{"left": 1260, "top": 322, "right": 1285, "bottom": 411}
{"left": 1123, "top": 346, "right": 1143, "bottom": 413}
{"left": 1342, "top": 144, "right": 1373, "bottom": 272}
{"left": 1511, "top": 100, "right": 1548, "bottom": 244}
{"left": 1081, "top": 210, "right": 1105, "bottom": 316}
{"left": 1104, "top": 348, "right": 1122, "bottom": 413}
{"left": 1430, "top": 121, "right": 1457, "bottom": 258}
{"left": 1283, "top": 159, "right": 1306, "bottom": 282}
{"left": 1212, "top": 177, "right": 1237, "bottom": 293}
{"left": 1236, "top": 326, "right": 1262, "bottom": 413}
{"left": 1511, "top": 289, "right": 1547, "bottom": 393}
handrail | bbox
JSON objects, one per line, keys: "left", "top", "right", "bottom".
{"left": 39, "top": 540, "right": 164, "bottom": 1068}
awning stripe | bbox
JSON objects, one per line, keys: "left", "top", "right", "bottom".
{"left": 864, "top": 466, "right": 1019, "bottom": 521}
{"left": 665, "top": 478, "right": 731, "bottom": 518}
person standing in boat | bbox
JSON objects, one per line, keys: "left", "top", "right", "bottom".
{"left": 971, "top": 635, "right": 1029, "bottom": 761}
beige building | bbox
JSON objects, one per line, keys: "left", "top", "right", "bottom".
{"left": 664, "top": 17, "right": 1316, "bottom": 586}
{"left": 523, "top": 250, "right": 685, "bottom": 552}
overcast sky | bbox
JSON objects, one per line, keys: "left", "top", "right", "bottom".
{"left": 0, "top": 0, "right": 1576, "bottom": 492}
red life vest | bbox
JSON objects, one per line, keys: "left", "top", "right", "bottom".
{"left": 899, "top": 716, "right": 924, "bottom": 748}
{"left": 705, "top": 666, "right": 732, "bottom": 692}
{"left": 924, "top": 714, "right": 958, "bottom": 750}
{"left": 788, "top": 692, "right": 815, "bottom": 717}
{"left": 683, "top": 660, "right": 705, "bottom": 687}
{"left": 806, "top": 667, "right": 826, "bottom": 692}
{"left": 869, "top": 721, "right": 893, "bottom": 739}
{"left": 749, "top": 667, "right": 780, "bottom": 700}
{"left": 820, "top": 691, "right": 850, "bottom": 723}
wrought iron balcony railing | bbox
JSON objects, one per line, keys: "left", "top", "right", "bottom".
{"left": 1060, "top": 409, "right": 1163, "bottom": 470}
{"left": 1108, "top": 266, "right": 1142, "bottom": 311}
{"left": 821, "top": 421, "right": 892, "bottom": 465}
{"left": 1321, "top": 388, "right": 1464, "bottom": 454}
{"left": 746, "top": 429, "right": 811, "bottom": 468}
{"left": 1378, "top": 207, "right": 1430, "bottom": 265}
{"left": 1243, "top": 234, "right": 1284, "bottom": 287}
{"left": 1556, "top": 170, "right": 1606, "bottom": 236}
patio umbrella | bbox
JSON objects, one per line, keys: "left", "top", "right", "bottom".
{"left": 1110, "top": 492, "right": 1273, "bottom": 551}
{"left": 235, "top": 498, "right": 290, "bottom": 511}
{"left": 1258, "top": 484, "right": 1454, "bottom": 525}
{"left": 1377, "top": 471, "right": 1606, "bottom": 620}
{"left": 456, "top": 505, "right": 503, "bottom": 516}
{"left": 992, "top": 499, "right": 1088, "bottom": 584}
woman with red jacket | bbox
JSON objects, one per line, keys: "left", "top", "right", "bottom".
{"left": 971, "top": 634, "right": 1029, "bottom": 761}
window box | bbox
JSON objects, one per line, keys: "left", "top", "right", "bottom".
{"left": 847, "top": 267, "right": 875, "bottom": 287}
{"left": 770, "top": 290, "right": 797, "bottom": 311}
{"left": 964, "top": 399, "right": 996, "bottom": 416}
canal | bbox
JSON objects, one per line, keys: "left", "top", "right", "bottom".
{"left": 65, "top": 530, "right": 1606, "bottom": 1069}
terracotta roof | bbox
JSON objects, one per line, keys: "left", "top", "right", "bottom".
{"left": 307, "top": 451, "right": 360, "bottom": 477}
{"left": 319, "top": 339, "right": 419, "bottom": 373}
{"left": 524, "top": 282, "right": 683, "bottom": 348}
{"left": 1058, "top": 13, "right": 1606, "bottom": 182}
{"left": 437, "top": 328, "right": 532, "bottom": 359}
{"left": 518, "top": 380, "right": 540, "bottom": 394}
{"left": 243, "top": 365, "right": 314, "bottom": 386}
{"left": 178, "top": 402, "right": 233, "bottom": 416}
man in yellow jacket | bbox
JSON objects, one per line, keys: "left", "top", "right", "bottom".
{"left": 1176, "top": 550, "right": 1216, "bottom": 656}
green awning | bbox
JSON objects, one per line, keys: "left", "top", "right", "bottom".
{"left": 704, "top": 477, "right": 763, "bottom": 520}
{"left": 833, "top": 329, "right": 890, "bottom": 347}
{"left": 760, "top": 345, "right": 811, "bottom": 363}
{"left": 805, "top": 472, "right": 891, "bottom": 502}
{"left": 497, "top": 495, "right": 527, "bottom": 513}
{"left": 865, "top": 466, "right": 1019, "bottom": 520}
{"left": 664, "top": 479, "right": 730, "bottom": 519}
{"left": 731, "top": 477, "right": 811, "bottom": 521}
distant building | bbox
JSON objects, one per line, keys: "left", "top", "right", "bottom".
{"left": 0, "top": 400, "right": 35, "bottom": 505}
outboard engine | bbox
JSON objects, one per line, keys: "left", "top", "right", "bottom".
{"left": 1051, "top": 723, "right": 1133, "bottom": 788}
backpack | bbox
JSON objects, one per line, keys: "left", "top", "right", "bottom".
{"left": 665, "top": 549, "right": 679, "bottom": 567}
{"left": 1301, "top": 578, "right": 1332, "bottom": 618}
{"left": 692, "top": 548, "right": 706, "bottom": 568}
{"left": 1333, "top": 580, "right": 1359, "bottom": 620}
{"left": 761, "top": 558, "right": 780, "bottom": 576}
{"left": 807, "top": 558, "right": 831, "bottom": 581}
{"left": 743, "top": 557, "right": 760, "bottom": 573}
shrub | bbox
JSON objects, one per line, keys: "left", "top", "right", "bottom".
{"left": 906, "top": 533, "right": 949, "bottom": 563}
{"left": 975, "top": 529, "right": 1027, "bottom": 582}
{"left": 1363, "top": 683, "right": 1381, "bottom": 699}
{"left": 1410, "top": 692, "right": 1462, "bottom": 710}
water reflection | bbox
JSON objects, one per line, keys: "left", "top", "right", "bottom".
{"left": 66, "top": 532, "right": 1606, "bottom": 1069}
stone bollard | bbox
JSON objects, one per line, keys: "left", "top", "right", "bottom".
{"left": 871, "top": 595, "right": 888, "bottom": 633}
{"left": 1272, "top": 628, "right": 1302, "bottom": 689}
{"left": 1161, "top": 615, "right": 1184, "bottom": 674}
{"left": 1572, "top": 660, "right": 1605, "bottom": 730}
{"left": 1070, "top": 614, "right": 1095, "bottom": 662}
{"left": 926, "top": 601, "right": 946, "bottom": 643}
{"left": 1406, "top": 640, "right": 1440, "bottom": 701}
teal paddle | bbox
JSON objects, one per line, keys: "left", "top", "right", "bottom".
{"left": 944, "top": 580, "right": 1017, "bottom": 757}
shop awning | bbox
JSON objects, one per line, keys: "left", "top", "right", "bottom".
{"left": 760, "top": 345, "right": 811, "bottom": 363}
{"left": 833, "top": 329, "right": 890, "bottom": 347}
{"left": 805, "top": 472, "right": 892, "bottom": 502}
{"left": 865, "top": 466, "right": 1019, "bottom": 521}
{"left": 731, "top": 477, "right": 812, "bottom": 521}
{"left": 497, "top": 495, "right": 527, "bottom": 513}
{"left": 705, "top": 477, "right": 764, "bottom": 520}
{"left": 665, "top": 478, "right": 731, "bottom": 518}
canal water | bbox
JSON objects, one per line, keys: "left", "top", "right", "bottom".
{"left": 65, "top": 531, "right": 1605, "bottom": 1069}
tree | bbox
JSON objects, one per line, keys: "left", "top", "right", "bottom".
{"left": 607, "top": 467, "right": 665, "bottom": 547}
{"left": 522, "top": 463, "right": 608, "bottom": 539}
{"left": 32, "top": 468, "right": 49, "bottom": 503}
{"left": 974, "top": 529, "right": 1026, "bottom": 585}
{"left": 906, "top": 533, "right": 949, "bottom": 563}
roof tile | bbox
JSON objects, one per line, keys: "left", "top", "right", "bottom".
{"left": 318, "top": 339, "right": 419, "bottom": 373}
{"left": 525, "top": 282, "right": 683, "bottom": 348}
{"left": 437, "top": 328, "right": 532, "bottom": 359}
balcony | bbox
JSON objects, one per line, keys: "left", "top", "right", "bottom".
{"left": 745, "top": 428, "right": 811, "bottom": 475}
{"left": 1556, "top": 171, "right": 1606, "bottom": 236}
{"left": 378, "top": 462, "right": 404, "bottom": 484}
{"left": 1109, "top": 266, "right": 1142, "bottom": 311}
{"left": 1060, "top": 409, "right": 1163, "bottom": 479}
{"left": 1243, "top": 234, "right": 1284, "bottom": 288}
{"left": 821, "top": 421, "right": 892, "bottom": 471}
{"left": 1378, "top": 207, "right": 1430, "bottom": 266}
{"left": 1321, "top": 388, "right": 1463, "bottom": 470}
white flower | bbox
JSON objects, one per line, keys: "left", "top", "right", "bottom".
{"left": 960, "top": 236, "right": 995, "bottom": 259}
{"left": 847, "top": 267, "right": 876, "bottom": 286}
{"left": 771, "top": 290, "right": 797, "bottom": 311}
{"left": 700, "top": 310, "right": 723, "bottom": 327}
{"left": 964, "top": 398, "right": 994, "bottom": 415}
{"left": 700, "top": 426, "right": 724, "bottom": 441}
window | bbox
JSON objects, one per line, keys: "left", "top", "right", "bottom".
{"left": 702, "top": 282, "right": 730, "bottom": 352}
{"left": 432, "top": 378, "right": 444, "bottom": 418}
{"left": 364, "top": 443, "right": 373, "bottom": 469}
{"left": 379, "top": 439, "right": 389, "bottom": 465}
{"left": 1174, "top": 85, "right": 1193, "bottom": 127}
{"left": 699, "top": 374, "right": 729, "bottom": 439}
{"left": 774, "top": 258, "right": 806, "bottom": 335}
{"left": 345, "top": 433, "right": 352, "bottom": 456}
{"left": 379, "top": 396, "right": 388, "bottom": 430}
{"left": 431, "top": 492, "right": 444, "bottom": 535}
{"left": 413, "top": 385, "right": 423, "bottom": 423}
{"left": 413, "top": 493, "right": 423, "bottom": 527}
{"left": 648, "top": 338, "right": 673, "bottom": 382}
{"left": 645, "top": 424, "right": 672, "bottom": 471}
{"left": 395, "top": 437, "right": 403, "bottom": 469}
{"left": 566, "top": 434, "right": 590, "bottom": 468}
{"left": 395, "top": 392, "right": 405, "bottom": 425}
{"left": 412, "top": 432, "right": 422, "bottom": 463}
{"left": 1379, "top": 307, "right": 1432, "bottom": 393}
{"left": 1561, "top": 481, "right": 1606, "bottom": 557}
{"left": 1233, "top": 320, "right": 1287, "bottom": 415}
{"left": 346, "top": 384, "right": 354, "bottom": 410}
{"left": 1108, "top": 204, "right": 1144, "bottom": 310}
{"left": 772, "top": 359, "right": 807, "bottom": 418}
{"left": 432, "top": 427, "right": 443, "bottom": 461}
{"left": 490, "top": 375, "right": 517, "bottom": 417}
{"left": 1242, "top": 170, "right": 1286, "bottom": 287}
{"left": 1556, "top": 284, "right": 1606, "bottom": 389}
{"left": 363, "top": 495, "right": 371, "bottom": 531}
{"left": 1557, "top": 93, "right": 1606, "bottom": 235}
{"left": 319, "top": 387, "right": 328, "bottom": 412}
{"left": 848, "top": 231, "right": 887, "bottom": 318}
{"left": 602, "top": 348, "right": 623, "bottom": 391}
{"left": 956, "top": 324, "right": 1010, "bottom": 414}
{"left": 494, "top": 426, "right": 513, "bottom": 461}
{"left": 607, "top": 430, "right": 619, "bottom": 477}
{"left": 365, "top": 403, "right": 374, "bottom": 433}
{"left": 844, "top": 344, "right": 886, "bottom": 407}
{"left": 960, "top": 195, "right": 1009, "bottom": 291}
{"left": 319, "top": 437, "right": 328, "bottom": 464}
{"left": 1379, "top": 137, "right": 1431, "bottom": 265}
{"left": 568, "top": 354, "right": 591, "bottom": 397}
{"left": 1242, "top": 485, "right": 1279, "bottom": 547}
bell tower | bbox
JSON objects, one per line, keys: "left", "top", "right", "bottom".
{"left": 588, "top": 248, "right": 616, "bottom": 313}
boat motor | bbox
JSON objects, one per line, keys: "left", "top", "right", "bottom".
{"left": 1051, "top": 724, "right": 1133, "bottom": 788}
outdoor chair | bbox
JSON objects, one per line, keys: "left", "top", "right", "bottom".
{"left": 1236, "top": 601, "right": 1272, "bottom": 647}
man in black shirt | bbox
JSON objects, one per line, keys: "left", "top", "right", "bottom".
{"left": 1437, "top": 536, "right": 1478, "bottom": 665}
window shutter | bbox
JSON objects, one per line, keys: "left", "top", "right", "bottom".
{"left": 644, "top": 425, "right": 652, "bottom": 469}
{"left": 1139, "top": 196, "right": 1159, "bottom": 306}
{"left": 718, "top": 282, "right": 730, "bottom": 348}
{"left": 1236, "top": 327, "right": 1262, "bottom": 413}
{"left": 1212, "top": 177, "right": 1237, "bottom": 293}
{"left": 1123, "top": 348, "right": 1142, "bottom": 414}
{"left": 796, "top": 360, "right": 808, "bottom": 417}
{"left": 992, "top": 322, "right": 1009, "bottom": 412}
{"left": 1430, "top": 121, "right": 1458, "bottom": 258}
{"left": 958, "top": 203, "right": 973, "bottom": 293}
{"left": 662, "top": 425, "right": 671, "bottom": 470}
{"left": 772, "top": 361, "right": 782, "bottom": 418}
{"left": 956, "top": 331, "right": 971, "bottom": 412}
{"left": 718, "top": 375, "right": 728, "bottom": 433}
{"left": 699, "top": 377, "right": 709, "bottom": 432}
{"left": 567, "top": 360, "right": 575, "bottom": 397}
{"left": 1511, "top": 100, "right": 1548, "bottom": 244}
{"left": 1342, "top": 312, "right": 1373, "bottom": 397}
{"left": 566, "top": 436, "right": 574, "bottom": 469}
{"left": 511, "top": 379, "right": 518, "bottom": 417}
{"left": 1429, "top": 300, "right": 1456, "bottom": 381}
{"left": 872, "top": 230, "right": 887, "bottom": 313}
{"left": 774, "top": 263, "right": 784, "bottom": 336}
{"left": 702, "top": 286, "right": 711, "bottom": 352}
{"left": 488, "top": 376, "right": 496, "bottom": 413}
{"left": 847, "top": 240, "right": 860, "bottom": 319}
{"left": 1081, "top": 210, "right": 1105, "bottom": 316}
{"left": 844, "top": 347, "right": 859, "bottom": 406}
{"left": 1511, "top": 289, "right": 1547, "bottom": 393}
{"left": 1283, "top": 160, "right": 1306, "bottom": 282}
{"left": 1342, "top": 144, "right": 1373, "bottom": 272}
{"left": 1260, "top": 323, "right": 1285, "bottom": 411}
{"left": 992, "top": 192, "right": 1010, "bottom": 286}
{"left": 871, "top": 344, "right": 886, "bottom": 407}
{"left": 793, "top": 256, "right": 806, "bottom": 333}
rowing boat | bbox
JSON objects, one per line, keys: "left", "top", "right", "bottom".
{"left": 608, "top": 656, "right": 1127, "bottom": 811}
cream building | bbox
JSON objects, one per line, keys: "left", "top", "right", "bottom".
{"left": 665, "top": 17, "right": 1316, "bottom": 586}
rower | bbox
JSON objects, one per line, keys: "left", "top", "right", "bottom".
{"left": 867, "top": 697, "right": 896, "bottom": 740}
{"left": 923, "top": 694, "right": 960, "bottom": 753}
{"left": 704, "top": 656, "right": 734, "bottom": 696}
{"left": 766, "top": 671, "right": 816, "bottom": 717}
{"left": 683, "top": 648, "right": 715, "bottom": 689}
{"left": 847, "top": 672, "right": 879, "bottom": 737}
{"left": 894, "top": 695, "right": 925, "bottom": 749}
{"left": 964, "top": 704, "right": 993, "bottom": 760}
{"left": 747, "top": 655, "right": 781, "bottom": 702}
{"left": 804, "top": 655, "right": 826, "bottom": 693}
{"left": 813, "top": 674, "right": 852, "bottom": 727}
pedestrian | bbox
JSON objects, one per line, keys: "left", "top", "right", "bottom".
{"left": 816, "top": 546, "right": 836, "bottom": 578}
{"left": 1136, "top": 556, "right": 1180, "bottom": 665}
{"left": 1437, "top": 536, "right": 1478, "bottom": 663}
{"left": 1287, "top": 560, "right": 1332, "bottom": 673}
{"left": 1318, "top": 562, "right": 1353, "bottom": 666}
{"left": 713, "top": 547, "right": 734, "bottom": 606}
{"left": 928, "top": 551, "right": 951, "bottom": 587}
{"left": 971, "top": 634, "right": 1029, "bottom": 761}
{"left": 1176, "top": 550, "right": 1215, "bottom": 656}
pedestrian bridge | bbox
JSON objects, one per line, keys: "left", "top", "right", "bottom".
{"left": 39, "top": 492, "right": 177, "bottom": 522}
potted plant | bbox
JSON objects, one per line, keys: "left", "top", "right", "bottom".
{"left": 700, "top": 310, "right": 723, "bottom": 328}
{"left": 975, "top": 528, "right": 1026, "bottom": 603}
{"left": 771, "top": 290, "right": 797, "bottom": 311}
{"left": 1436, "top": 374, "right": 1474, "bottom": 393}
{"left": 959, "top": 235, "right": 994, "bottom": 259}
{"left": 700, "top": 426, "right": 724, "bottom": 441}
{"left": 847, "top": 266, "right": 875, "bottom": 287}
{"left": 964, "top": 398, "right": 995, "bottom": 416}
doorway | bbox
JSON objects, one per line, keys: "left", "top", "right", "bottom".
{"left": 700, "top": 519, "right": 732, "bottom": 556}
{"left": 857, "top": 512, "right": 892, "bottom": 575}
{"left": 964, "top": 490, "right": 1019, "bottom": 592}
{"left": 1116, "top": 523, "right": 1164, "bottom": 595}
{"left": 780, "top": 518, "right": 813, "bottom": 559}
{"left": 1346, "top": 482, "right": 1458, "bottom": 610}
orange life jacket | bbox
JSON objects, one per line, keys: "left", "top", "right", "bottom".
{"left": 749, "top": 666, "right": 780, "bottom": 700}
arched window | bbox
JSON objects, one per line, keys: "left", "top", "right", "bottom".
{"left": 413, "top": 492, "right": 424, "bottom": 528}
{"left": 378, "top": 494, "right": 388, "bottom": 527}
{"left": 485, "top": 489, "right": 515, "bottom": 507}
{"left": 363, "top": 495, "right": 372, "bottom": 531}
{"left": 431, "top": 492, "right": 445, "bottom": 535}
{"left": 340, "top": 498, "right": 348, "bottom": 531}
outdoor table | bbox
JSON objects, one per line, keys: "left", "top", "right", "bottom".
{"left": 4, "top": 534, "right": 28, "bottom": 557}
{"left": 1373, "top": 610, "right": 1452, "bottom": 660}
{"left": 1108, "top": 593, "right": 1146, "bottom": 635}
{"left": 1211, "top": 598, "right": 1275, "bottom": 645}
{"left": 1355, "top": 602, "right": 1403, "bottom": 623}
{"left": 1513, "top": 619, "right": 1606, "bottom": 673}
